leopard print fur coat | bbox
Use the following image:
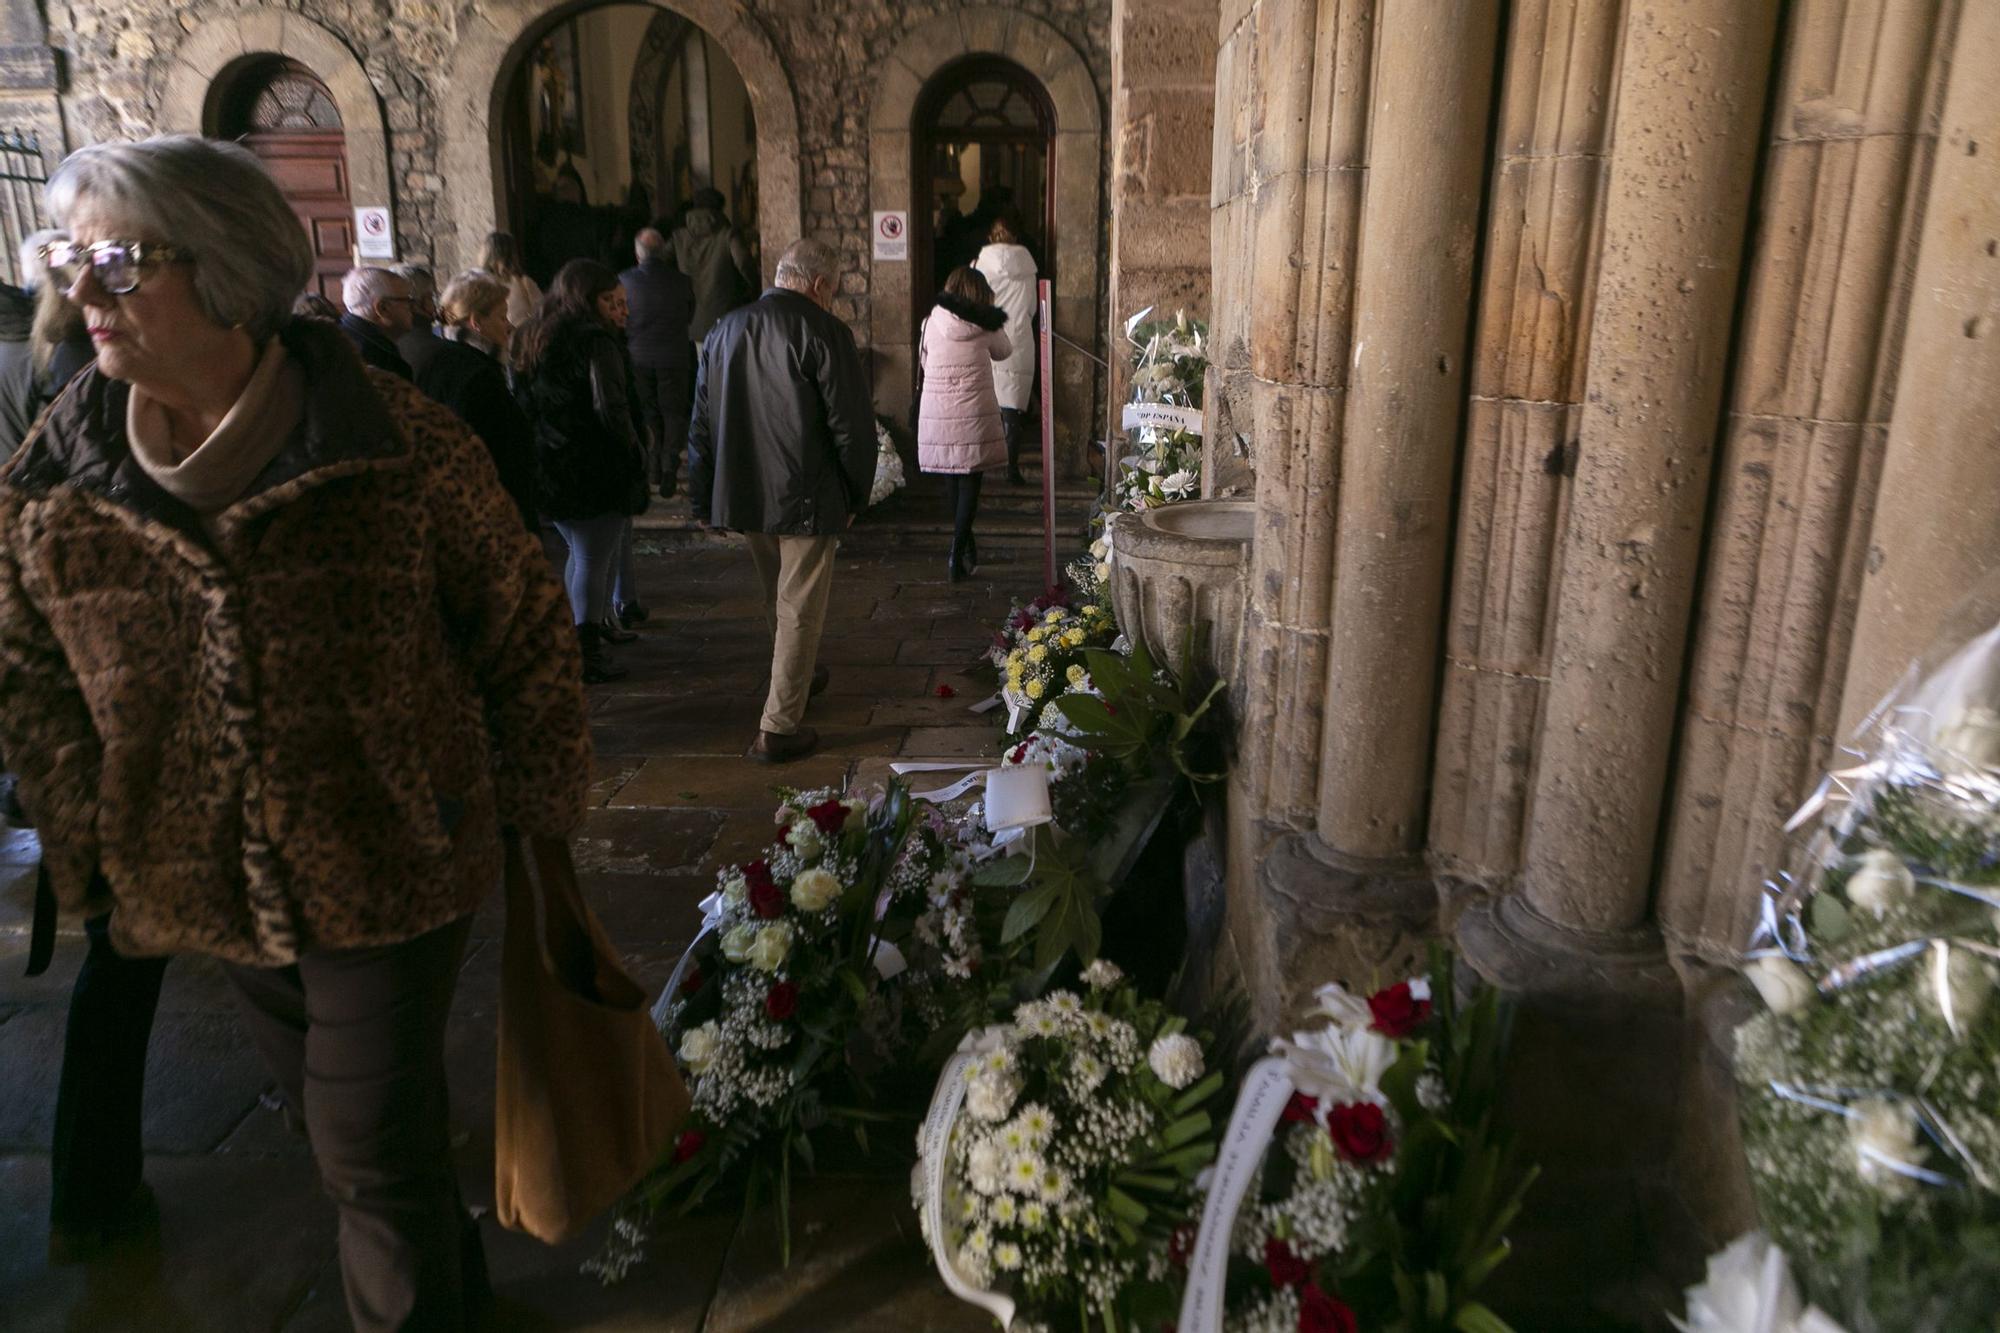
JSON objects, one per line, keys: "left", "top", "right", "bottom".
{"left": 0, "top": 318, "right": 591, "bottom": 966}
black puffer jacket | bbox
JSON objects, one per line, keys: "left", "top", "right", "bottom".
{"left": 688, "top": 288, "right": 875, "bottom": 534}
{"left": 513, "top": 317, "right": 645, "bottom": 521}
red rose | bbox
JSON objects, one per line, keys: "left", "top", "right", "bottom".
{"left": 1366, "top": 980, "right": 1432, "bottom": 1037}
{"left": 672, "top": 1130, "right": 706, "bottom": 1163}
{"left": 1297, "top": 1285, "right": 1357, "bottom": 1333}
{"left": 743, "top": 859, "right": 775, "bottom": 889}
{"left": 765, "top": 981, "right": 800, "bottom": 1021}
{"left": 680, "top": 964, "right": 703, "bottom": 997}
{"left": 1264, "top": 1237, "right": 1311, "bottom": 1289}
{"left": 805, "top": 797, "right": 850, "bottom": 835}
{"left": 1327, "top": 1101, "right": 1393, "bottom": 1165}
{"left": 1167, "top": 1224, "right": 1196, "bottom": 1271}
{"left": 1281, "top": 1092, "right": 1320, "bottom": 1124}
{"left": 749, "top": 877, "right": 785, "bottom": 919}
{"left": 935, "top": 683, "right": 957, "bottom": 699}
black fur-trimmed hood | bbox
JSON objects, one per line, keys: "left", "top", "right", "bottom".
{"left": 932, "top": 291, "right": 1008, "bottom": 333}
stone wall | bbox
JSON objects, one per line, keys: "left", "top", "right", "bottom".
{"left": 43, "top": 0, "right": 1110, "bottom": 424}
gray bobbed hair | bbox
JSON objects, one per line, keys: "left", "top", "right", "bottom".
{"left": 46, "top": 135, "right": 314, "bottom": 341}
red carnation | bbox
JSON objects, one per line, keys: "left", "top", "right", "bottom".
{"left": 1297, "top": 1285, "right": 1357, "bottom": 1333}
{"left": 1264, "top": 1236, "right": 1311, "bottom": 1289}
{"left": 1281, "top": 1091, "right": 1320, "bottom": 1124}
{"left": 805, "top": 797, "right": 851, "bottom": 835}
{"left": 672, "top": 1130, "right": 706, "bottom": 1164}
{"left": 935, "top": 684, "right": 957, "bottom": 699}
{"left": 680, "top": 964, "right": 703, "bottom": 997}
{"left": 1327, "top": 1101, "right": 1393, "bottom": 1165}
{"left": 1367, "top": 980, "right": 1432, "bottom": 1037}
{"left": 1010, "top": 743, "right": 1031, "bottom": 764}
{"left": 749, "top": 876, "right": 785, "bottom": 919}
{"left": 1167, "top": 1223, "right": 1196, "bottom": 1271}
{"left": 764, "top": 981, "right": 800, "bottom": 1021}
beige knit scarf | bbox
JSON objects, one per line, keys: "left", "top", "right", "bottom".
{"left": 126, "top": 338, "right": 305, "bottom": 519}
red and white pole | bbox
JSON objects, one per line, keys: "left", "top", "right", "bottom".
{"left": 1037, "top": 279, "right": 1056, "bottom": 590}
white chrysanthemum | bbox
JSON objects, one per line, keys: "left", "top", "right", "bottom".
{"left": 1081, "top": 958, "right": 1124, "bottom": 989}
{"left": 1036, "top": 1165, "right": 1070, "bottom": 1203}
{"left": 967, "top": 1139, "right": 1003, "bottom": 1195}
{"left": 1020, "top": 1200, "right": 1047, "bottom": 1230}
{"left": 1071, "top": 1050, "right": 1107, "bottom": 1094}
{"left": 1006, "top": 1154, "right": 1044, "bottom": 1194}
{"left": 967, "top": 1071, "right": 1021, "bottom": 1123}
{"left": 679, "top": 1021, "right": 721, "bottom": 1075}
{"left": 993, "top": 1241, "right": 1023, "bottom": 1272}
{"left": 1148, "top": 1033, "right": 1205, "bottom": 1090}
{"left": 790, "top": 866, "right": 841, "bottom": 913}
{"left": 990, "top": 1195, "right": 1018, "bottom": 1226}
{"left": 1015, "top": 1103, "right": 1056, "bottom": 1146}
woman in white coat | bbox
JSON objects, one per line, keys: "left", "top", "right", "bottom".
{"left": 974, "top": 213, "right": 1038, "bottom": 486}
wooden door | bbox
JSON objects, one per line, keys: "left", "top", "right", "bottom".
{"left": 244, "top": 132, "right": 353, "bottom": 308}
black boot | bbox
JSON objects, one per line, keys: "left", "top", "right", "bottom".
{"left": 597, "top": 615, "right": 638, "bottom": 644}
{"left": 577, "top": 623, "right": 628, "bottom": 684}
{"left": 964, "top": 531, "right": 978, "bottom": 575}
{"left": 947, "top": 539, "right": 967, "bottom": 583}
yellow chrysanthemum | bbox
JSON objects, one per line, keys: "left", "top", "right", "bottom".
{"left": 1066, "top": 665, "right": 1086, "bottom": 684}
{"left": 1025, "top": 679, "right": 1045, "bottom": 699}
{"left": 1026, "top": 628, "right": 1045, "bottom": 643}
{"left": 1028, "top": 645, "right": 1048, "bottom": 663}
{"left": 1063, "top": 630, "right": 1084, "bottom": 648}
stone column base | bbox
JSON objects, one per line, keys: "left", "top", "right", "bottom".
{"left": 1248, "top": 829, "right": 1440, "bottom": 1018}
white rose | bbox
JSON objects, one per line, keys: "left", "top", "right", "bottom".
{"left": 1744, "top": 955, "right": 1816, "bottom": 1016}
{"left": 1934, "top": 704, "right": 2000, "bottom": 770}
{"left": 721, "top": 923, "right": 757, "bottom": 963}
{"left": 679, "top": 1021, "right": 721, "bottom": 1075}
{"left": 966, "top": 1071, "right": 1020, "bottom": 1123}
{"left": 1850, "top": 1099, "right": 1927, "bottom": 1200}
{"left": 1080, "top": 958, "right": 1124, "bottom": 990}
{"left": 1845, "top": 848, "right": 1915, "bottom": 917}
{"left": 790, "top": 866, "right": 841, "bottom": 913}
{"left": 1924, "top": 945, "right": 1995, "bottom": 1032}
{"left": 1148, "top": 1033, "right": 1205, "bottom": 1090}
{"left": 720, "top": 872, "right": 748, "bottom": 910}
{"left": 747, "top": 923, "right": 793, "bottom": 973}
{"left": 787, "top": 822, "right": 823, "bottom": 859}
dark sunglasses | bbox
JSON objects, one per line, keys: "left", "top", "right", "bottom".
{"left": 43, "top": 239, "right": 194, "bottom": 296}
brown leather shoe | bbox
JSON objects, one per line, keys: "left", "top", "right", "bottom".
{"left": 810, "top": 665, "right": 831, "bottom": 697}
{"left": 749, "top": 727, "right": 819, "bottom": 763}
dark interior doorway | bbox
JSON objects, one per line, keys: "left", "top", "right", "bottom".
{"left": 216, "top": 58, "right": 352, "bottom": 309}
{"left": 913, "top": 55, "right": 1056, "bottom": 323}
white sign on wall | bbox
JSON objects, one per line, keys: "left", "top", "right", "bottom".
{"left": 354, "top": 206, "right": 395, "bottom": 260}
{"left": 873, "top": 210, "right": 909, "bottom": 262}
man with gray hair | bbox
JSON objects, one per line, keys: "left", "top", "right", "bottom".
{"left": 338, "top": 265, "right": 415, "bottom": 379}
{"left": 688, "top": 235, "right": 874, "bottom": 762}
{"left": 391, "top": 262, "right": 449, "bottom": 371}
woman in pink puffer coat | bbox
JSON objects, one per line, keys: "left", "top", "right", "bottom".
{"left": 918, "top": 265, "right": 1011, "bottom": 581}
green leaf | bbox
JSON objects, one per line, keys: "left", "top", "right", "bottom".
{"left": 1002, "top": 883, "right": 1059, "bottom": 943}
{"left": 974, "top": 856, "right": 1035, "bottom": 888}
{"left": 1453, "top": 1301, "right": 1516, "bottom": 1333}
{"left": 1105, "top": 1186, "right": 1149, "bottom": 1226}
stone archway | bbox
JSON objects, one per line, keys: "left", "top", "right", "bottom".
{"left": 441, "top": 0, "right": 799, "bottom": 281}
{"left": 870, "top": 8, "right": 1102, "bottom": 474}
{"left": 158, "top": 10, "right": 396, "bottom": 244}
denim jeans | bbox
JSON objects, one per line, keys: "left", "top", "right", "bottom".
{"left": 612, "top": 516, "right": 639, "bottom": 612}
{"left": 551, "top": 513, "right": 626, "bottom": 625}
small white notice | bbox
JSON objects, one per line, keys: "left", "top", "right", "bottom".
{"left": 872, "top": 210, "right": 908, "bottom": 261}
{"left": 355, "top": 206, "right": 395, "bottom": 260}
{"left": 1121, "top": 402, "right": 1205, "bottom": 435}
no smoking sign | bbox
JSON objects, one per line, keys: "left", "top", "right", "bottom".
{"left": 355, "top": 205, "right": 395, "bottom": 259}
{"left": 873, "top": 210, "right": 908, "bottom": 262}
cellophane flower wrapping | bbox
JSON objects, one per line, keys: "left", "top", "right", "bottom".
{"left": 916, "top": 974, "right": 1224, "bottom": 1330}
{"left": 1114, "top": 309, "right": 1207, "bottom": 515}
{"left": 869, "top": 418, "right": 907, "bottom": 505}
{"left": 1730, "top": 600, "right": 2000, "bottom": 1330}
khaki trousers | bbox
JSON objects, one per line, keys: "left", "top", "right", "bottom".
{"left": 745, "top": 533, "right": 838, "bottom": 735}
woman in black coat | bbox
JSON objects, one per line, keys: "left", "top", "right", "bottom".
{"left": 406, "top": 270, "right": 540, "bottom": 531}
{"left": 511, "top": 259, "right": 646, "bottom": 683}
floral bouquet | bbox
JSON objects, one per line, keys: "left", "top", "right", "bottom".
{"left": 1720, "top": 611, "right": 2000, "bottom": 1331}
{"left": 988, "top": 587, "right": 1119, "bottom": 735}
{"left": 592, "top": 782, "right": 942, "bottom": 1277}
{"left": 870, "top": 416, "right": 907, "bottom": 506}
{"left": 1114, "top": 308, "right": 1207, "bottom": 514}
{"left": 916, "top": 962, "right": 1225, "bottom": 1332}
{"left": 1173, "top": 951, "right": 1533, "bottom": 1333}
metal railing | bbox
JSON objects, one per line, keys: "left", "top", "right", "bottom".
{"left": 0, "top": 130, "right": 50, "bottom": 289}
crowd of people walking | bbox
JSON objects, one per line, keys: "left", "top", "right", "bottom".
{"left": 0, "top": 130, "right": 1038, "bottom": 1332}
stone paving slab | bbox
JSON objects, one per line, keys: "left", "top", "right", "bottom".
{"left": 611, "top": 756, "right": 852, "bottom": 811}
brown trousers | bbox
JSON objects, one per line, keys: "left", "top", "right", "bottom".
{"left": 745, "top": 532, "right": 839, "bottom": 735}
{"left": 224, "top": 915, "right": 487, "bottom": 1333}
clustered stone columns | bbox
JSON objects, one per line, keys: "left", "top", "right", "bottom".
{"left": 1105, "top": 0, "right": 1216, "bottom": 438}
{"left": 1658, "top": 0, "right": 1962, "bottom": 956}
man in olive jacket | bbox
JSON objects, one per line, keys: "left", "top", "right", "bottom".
{"left": 688, "top": 236, "right": 874, "bottom": 762}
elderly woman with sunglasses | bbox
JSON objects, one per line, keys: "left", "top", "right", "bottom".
{"left": 0, "top": 136, "right": 591, "bottom": 1329}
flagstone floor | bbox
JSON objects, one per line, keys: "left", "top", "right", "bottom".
{"left": 0, "top": 474, "right": 1079, "bottom": 1331}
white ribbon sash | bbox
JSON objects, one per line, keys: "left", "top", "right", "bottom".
{"left": 921, "top": 1031, "right": 1018, "bottom": 1328}
{"left": 1122, "top": 402, "right": 1205, "bottom": 436}
{"left": 651, "top": 891, "right": 725, "bottom": 1028}
{"left": 1178, "top": 1058, "right": 1297, "bottom": 1333}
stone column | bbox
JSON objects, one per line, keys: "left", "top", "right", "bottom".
{"left": 1107, "top": 0, "right": 1216, "bottom": 435}
{"left": 1513, "top": 0, "right": 1783, "bottom": 939}
{"left": 1429, "top": 0, "right": 1622, "bottom": 882}
{"left": 0, "top": 0, "right": 67, "bottom": 189}
{"left": 1836, "top": 0, "right": 2000, "bottom": 737}
{"left": 1222, "top": 0, "right": 1375, "bottom": 829}
{"left": 1316, "top": 0, "right": 1501, "bottom": 858}
{"left": 1657, "top": 0, "right": 1955, "bottom": 957}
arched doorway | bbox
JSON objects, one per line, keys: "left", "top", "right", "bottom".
{"left": 214, "top": 57, "right": 353, "bottom": 308}
{"left": 914, "top": 56, "right": 1054, "bottom": 338}
{"left": 496, "top": 3, "right": 760, "bottom": 288}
